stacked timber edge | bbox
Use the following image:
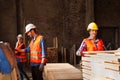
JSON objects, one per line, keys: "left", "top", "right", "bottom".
{"left": 44, "top": 63, "right": 83, "bottom": 80}
{"left": 82, "top": 50, "right": 120, "bottom": 80}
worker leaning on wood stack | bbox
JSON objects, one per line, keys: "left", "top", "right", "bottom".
{"left": 76, "top": 22, "right": 105, "bottom": 56}
{"left": 15, "top": 23, "right": 47, "bottom": 80}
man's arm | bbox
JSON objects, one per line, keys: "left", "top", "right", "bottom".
{"left": 15, "top": 45, "right": 30, "bottom": 53}
{"left": 76, "top": 40, "right": 87, "bottom": 56}
{"left": 40, "top": 38, "right": 47, "bottom": 63}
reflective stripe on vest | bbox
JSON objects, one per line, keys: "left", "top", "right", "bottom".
{"left": 30, "top": 36, "right": 43, "bottom": 64}
{"left": 84, "top": 38, "right": 104, "bottom": 51}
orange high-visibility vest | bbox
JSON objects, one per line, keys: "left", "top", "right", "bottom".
{"left": 30, "top": 35, "right": 46, "bottom": 64}
{"left": 84, "top": 38, "right": 104, "bottom": 51}
{"left": 15, "top": 43, "right": 27, "bottom": 62}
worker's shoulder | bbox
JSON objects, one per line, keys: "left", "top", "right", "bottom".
{"left": 38, "top": 35, "right": 46, "bottom": 40}
{"left": 97, "top": 38, "right": 103, "bottom": 41}
{"left": 83, "top": 38, "right": 89, "bottom": 41}
{"left": 38, "top": 35, "right": 44, "bottom": 38}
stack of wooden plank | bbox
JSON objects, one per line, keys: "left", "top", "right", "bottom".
{"left": 44, "top": 63, "right": 83, "bottom": 80}
{"left": 47, "top": 47, "right": 58, "bottom": 63}
{"left": 47, "top": 37, "right": 58, "bottom": 63}
{"left": 82, "top": 51, "right": 120, "bottom": 80}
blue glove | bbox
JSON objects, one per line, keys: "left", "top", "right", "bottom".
{"left": 39, "top": 63, "right": 45, "bottom": 71}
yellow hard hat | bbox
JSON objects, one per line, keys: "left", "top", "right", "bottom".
{"left": 87, "top": 22, "right": 98, "bottom": 31}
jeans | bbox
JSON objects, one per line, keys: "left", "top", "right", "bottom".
{"left": 17, "top": 62, "right": 29, "bottom": 80}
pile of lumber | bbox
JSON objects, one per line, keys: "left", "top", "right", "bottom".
{"left": 47, "top": 47, "right": 58, "bottom": 63}
{"left": 82, "top": 50, "right": 120, "bottom": 80}
{"left": 47, "top": 37, "right": 58, "bottom": 63}
{"left": 44, "top": 63, "right": 83, "bottom": 80}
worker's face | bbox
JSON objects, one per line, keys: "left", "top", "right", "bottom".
{"left": 27, "top": 30, "right": 34, "bottom": 37}
{"left": 17, "top": 37, "right": 23, "bottom": 43}
{"left": 27, "top": 30, "right": 32, "bottom": 37}
{"left": 89, "top": 30, "right": 97, "bottom": 38}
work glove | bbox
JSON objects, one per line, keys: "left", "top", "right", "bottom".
{"left": 76, "top": 51, "right": 81, "bottom": 56}
{"left": 39, "top": 63, "right": 45, "bottom": 71}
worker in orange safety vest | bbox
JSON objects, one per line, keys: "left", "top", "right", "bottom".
{"left": 15, "top": 23, "right": 47, "bottom": 80}
{"left": 15, "top": 34, "right": 29, "bottom": 80}
{"left": 76, "top": 22, "right": 105, "bottom": 56}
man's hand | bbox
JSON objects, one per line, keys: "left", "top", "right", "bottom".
{"left": 76, "top": 51, "right": 81, "bottom": 56}
{"left": 39, "top": 63, "right": 45, "bottom": 71}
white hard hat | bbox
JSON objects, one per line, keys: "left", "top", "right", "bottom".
{"left": 0, "top": 41, "right": 3, "bottom": 43}
{"left": 25, "top": 23, "right": 36, "bottom": 33}
{"left": 17, "top": 34, "right": 23, "bottom": 38}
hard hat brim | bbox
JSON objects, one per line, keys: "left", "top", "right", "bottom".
{"left": 87, "top": 28, "right": 98, "bottom": 31}
{"left": 25, "top": 27, "right": 36, "bottom": 34}
{"left": 25, "top": 31, "right": 29, "bottom": 34}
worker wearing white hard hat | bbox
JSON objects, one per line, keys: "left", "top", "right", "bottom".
{"left": 15, "top": 34, "right": 29, "bottom": 80}
{"left": 16, "top": 23, "right": 47, "bottom": 80}
{"left": 76, "top": 22, "right": 105, "bottom": 56}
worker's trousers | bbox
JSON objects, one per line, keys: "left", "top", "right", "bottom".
{"left": 17, "top": 62, "right": 29, "bottom": 80}
{"left": 31, "top": 66, "right": 43, "bottom": 80}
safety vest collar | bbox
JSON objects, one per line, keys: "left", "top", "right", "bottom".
{"left": 87, "top": 37, "right": 100, "bottom": 42}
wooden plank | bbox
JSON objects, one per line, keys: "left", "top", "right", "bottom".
{"left": 45, "top": 63, "right": 76, "bottom": 70}
{"left": 64, "top": 48, "right": 67, "bottom": 62}
{"left": 61, "top": 47, "right": 64, "bottom": 62}
{"left": 70, "top": 44, "right": 76, "bottom": 65}
{"left": 83, "top": 50, "right": 120, "bottom": 54}
{"left": 105, "top": 62, "right": 120, "bottom": 71}
{"left": 0, "top": 73, "right": 2, "bottom": 80}
{"left": 10, "top": 68, "right": 18, "bottom": 80}
{"left": 53, "top": 37, "right": 58, "bottom": 48}
{"left": 44, "top": 63, "right": 83, "bottom": 80}
{"left": 61, "top": 47, "right": 67, "bottom": 63}
{"left": 48, "top": 72, "right": 82, "bottom": 80}
{"left": 44, "top": 63, "right": 75, "bottom": 78}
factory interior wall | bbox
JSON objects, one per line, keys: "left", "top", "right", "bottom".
{"left": 0, "top": 0, "right": 120, "bottom": 50}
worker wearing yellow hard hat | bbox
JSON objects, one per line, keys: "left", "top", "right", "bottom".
{"left": 76, "top": 22, "right": 105, "bottom": 56}
{"left": 87, "top": 22, "right": 98, "bottom": 31}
